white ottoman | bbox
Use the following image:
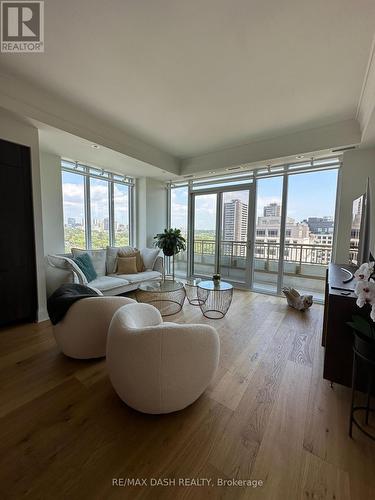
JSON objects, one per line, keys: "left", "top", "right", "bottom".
{"left": 106, "top": 303, "right": 220, "bottom": 414}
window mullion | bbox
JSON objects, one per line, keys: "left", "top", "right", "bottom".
{"left": 109, "top": 178, "right": 115, "bottom": 246}
{"left": 129, "top": 184, "right": 134, "bottom": 247}
{"left": 85, "top": 171, "right": 92, "bottom": 249}
{"left": 277, "top": 175, "right": 288, "bottom": 294}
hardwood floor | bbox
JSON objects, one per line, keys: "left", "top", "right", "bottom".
{"left": 0, "top": 290, "right": 374, "bottom": 499}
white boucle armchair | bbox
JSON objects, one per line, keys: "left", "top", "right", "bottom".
{"left": 106, "top": 303, "right": 220, "bottom": 414}
{"left": 53, "top": 296, "right": 135, "bottom": 359}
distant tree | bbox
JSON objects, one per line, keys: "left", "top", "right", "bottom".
{"left": 64, "top": 227, "right": 130, "bottom": 252}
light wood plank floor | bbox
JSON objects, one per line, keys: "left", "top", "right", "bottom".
{"left": 0, "top": 290, "right": 374, "bottom": 499}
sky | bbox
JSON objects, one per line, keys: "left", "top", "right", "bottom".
{"left": 62, "top": 171, "right": 129, "bottom": 225}
{"left": 64, "top": 169, "right": 339, "bottom": 231}
{"left": 171, "top": 169, "right": 339, "bottom": 230}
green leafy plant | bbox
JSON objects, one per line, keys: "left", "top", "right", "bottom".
{"left": 347, "top": 315, "right": 375, "bottom": 341}
{"left": 154, "top": 228, "right": 186, "bottom": 257}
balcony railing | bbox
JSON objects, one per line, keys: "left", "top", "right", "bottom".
{"left": 349, "top": 244, "right": 359, "bottom": 264}
{"left": 192, "top": 239, "right": 334, "bottom": 266}
{"left": 174, "top": 240, "right": 358, "bottom": 298}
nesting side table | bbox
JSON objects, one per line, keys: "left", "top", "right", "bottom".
{"left": 136, "top": 280, "right": 186, "bottom": 317}
{"left": 197, "top": 280, "right": 233, "bottom": 319}
{"left": 184, "top": 278, "right": 204, "bottom": 306}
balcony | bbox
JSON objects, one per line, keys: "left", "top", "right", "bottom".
{"left": 175, "top": 239, "right": 339, "bottom": 300}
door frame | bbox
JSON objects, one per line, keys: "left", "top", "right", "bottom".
{"left": 188, "top": 183, "right": 255, "bottom": 288}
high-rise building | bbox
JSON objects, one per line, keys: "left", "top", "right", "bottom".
{"left": 256, "top": 216, "right": 310, "bottom": 241}
{"left": 223, "top": 199, "right": 248, "bottom": 243}
{"left": 67, "top": 217, "right": 76, "bottom": 227}
{"left": 263, "top": 202, "right": 281, "bottom": 217}
{"left": 306, "top": 217, "right": 334, "bottom": 234}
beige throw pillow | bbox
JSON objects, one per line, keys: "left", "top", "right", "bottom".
{"left": 117, "top": 256, "right": 138, "bottom": 275}
{"left": 118, "top": 248, "right": 144, "bottom": 272}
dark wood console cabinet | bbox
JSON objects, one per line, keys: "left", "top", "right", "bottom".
{"left": 323, "top": 263, "right": 371, "bottom": 389}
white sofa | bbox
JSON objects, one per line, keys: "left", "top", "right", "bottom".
{"left": 106, "top": 302, "right": 220, "bottom": 414}
{"left": 46, "top": 246, "right": 163, "bottom": 297}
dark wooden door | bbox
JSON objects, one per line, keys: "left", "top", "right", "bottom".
{"left": 0, "top": 138, "right": 37, "bottom": 326}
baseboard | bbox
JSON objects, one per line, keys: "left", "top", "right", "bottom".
{"left": 37, "top": 307, "right": 49, "bottom": 322}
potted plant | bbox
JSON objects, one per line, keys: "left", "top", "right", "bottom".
{"left": 154, "top": 228, "right": 186, "bottom": 280}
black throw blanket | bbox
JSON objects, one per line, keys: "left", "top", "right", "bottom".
{"left": 47, "top": 283, "right": 99, "bottom": 325}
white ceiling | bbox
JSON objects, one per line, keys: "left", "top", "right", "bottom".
{"left": 0, "top": 0, "right": 374, "bottom": 159}
{"left": 36, "top": 122, "right": 173, "bottom": 180}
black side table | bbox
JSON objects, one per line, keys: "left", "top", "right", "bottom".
{"left": 349, "top": 336, "right": 375, "bottom": 441}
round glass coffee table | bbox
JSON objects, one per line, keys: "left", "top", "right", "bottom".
{"left": 197, "top": 280, "right": 234, "bottom": 319}
{"left": 136, "top": 280, "right": 186, "bottom": 317}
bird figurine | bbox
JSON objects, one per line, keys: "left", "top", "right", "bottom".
{"left": 282, "top": 287, "right": 313, "bottom": 312}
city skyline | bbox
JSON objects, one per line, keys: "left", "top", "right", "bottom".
{"left": 62, "top": 171, "right": 129, "bottom": 226}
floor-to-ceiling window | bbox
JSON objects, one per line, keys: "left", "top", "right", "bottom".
{"left": 282, "top": 169, "right": 338, "bottom": 299}
{"left": 170, "top": 185, "right": 188, "bottom": 277}
{"left": 90, "top": 177, "right": 110, "bottom": 249}
{"left": 253, "top": 176, "right": 284, "bottom": 293}
{"left": 61, "top": 160, "right": 134, "bottom": 253}
{"left": 62, "top": 169, "right": 86, "bottom": 251}
{"left": 167, "top": 158, "right": 340, "bottom": 301}
{"left": 113, "top": 183, "right": 130, "bottom": 246}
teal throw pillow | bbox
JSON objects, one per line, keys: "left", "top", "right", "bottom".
{"left": 73, "top": 252, "right": 97, "bottom": 282}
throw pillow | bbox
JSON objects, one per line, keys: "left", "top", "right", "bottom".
{"left": 71, "top": 248, "right": 106, "bottom": 277}
{"left": 106, "top": 246, "right": 135, "bottom": 274}
{"left": 141, "top": 248, "right": 160, "bottom": 270}
{"left": 117, "top": 256, "right": 138, "bottom": 275}
{"left": 118, "top": 248, "right": 144, "bottom": 272}
{"left": 72, "top": 253, "right": 97, "bottom": 282}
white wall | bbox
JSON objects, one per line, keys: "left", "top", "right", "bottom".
{"left": 136, "top": 178, "right": 167, "bottom": 249}
{"left": 40, "top": 152, "right": 65, "bottom": 254}
{"left": 145, "top": 178, "right": 167, "bottom": 247}
{"left": 0, "top": 109, "right": 47, "bottom": 321}
{"left": 335, "top": 147, "right": 375, "bottom": 263}
{"left": 181, "top": 119, "right": 361, "bottom": 174}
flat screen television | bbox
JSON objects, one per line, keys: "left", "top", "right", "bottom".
{"left": 349, "top": 177, "right": 372, "bottom": 267}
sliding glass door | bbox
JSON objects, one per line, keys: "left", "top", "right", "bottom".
{"left": 191, "top": 186, "right": 253, "bottom": 287}
{"left": 219, "top": 190, "right": 252, "bottom": 284}
{"left": 192, "top": 193, "right": 217, "bottom": 278}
